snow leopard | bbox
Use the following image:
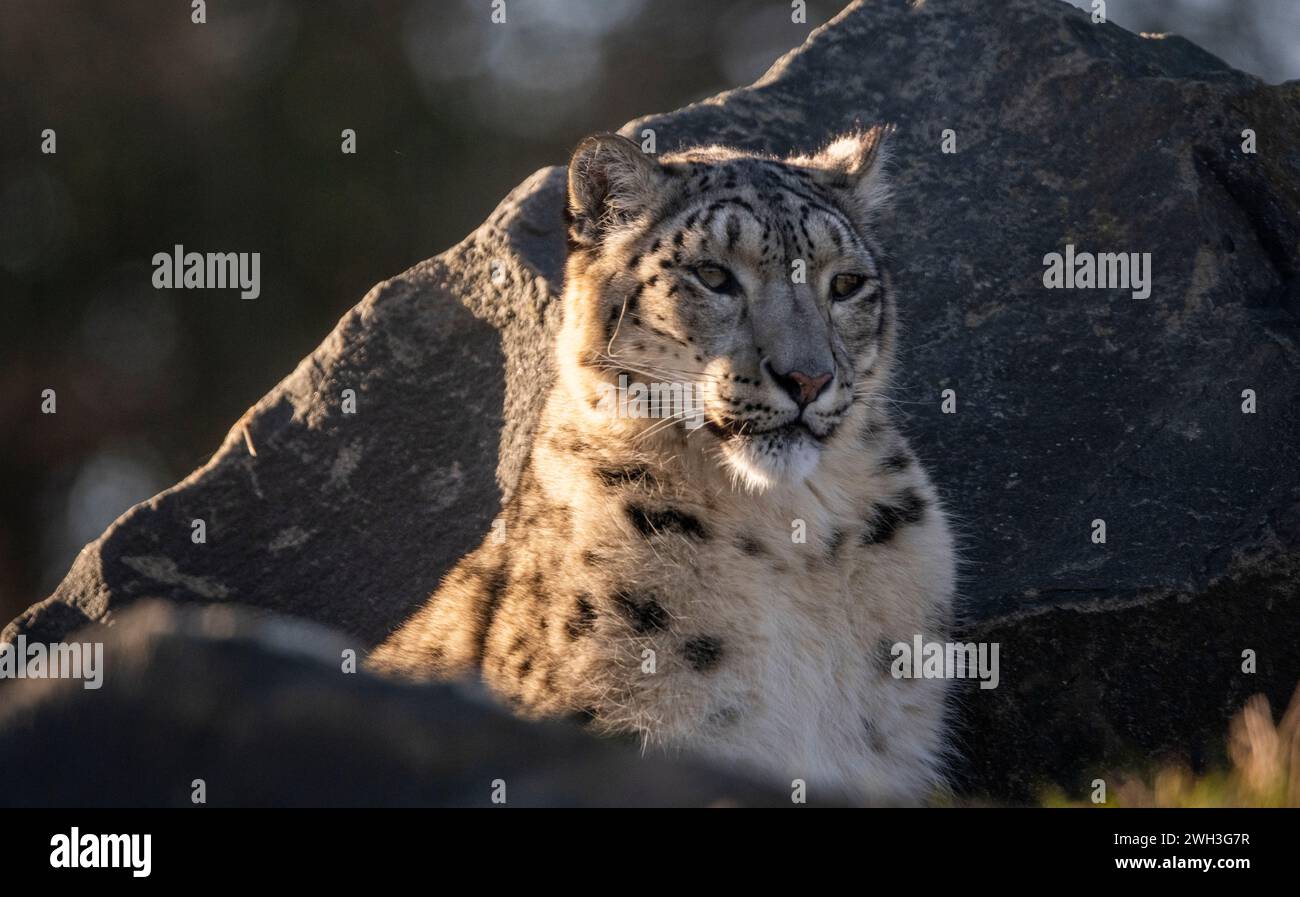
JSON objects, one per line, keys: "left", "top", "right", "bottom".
{"left": 368, "top": 127, "right": 958, "bottom": 805}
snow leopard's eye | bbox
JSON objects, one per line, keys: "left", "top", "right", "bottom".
{"left": 830, "top": 272, "right": 867, "bottom": 301}
{"left": 693, "top": 263, "right": 737, "bottom": 294}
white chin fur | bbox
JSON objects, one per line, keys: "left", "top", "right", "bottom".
{"left": 720, "top": 435, "right": 822, "bottom": 492}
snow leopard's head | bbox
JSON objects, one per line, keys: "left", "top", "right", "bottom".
{"left": 560, "top": 127, "right": 897, "bottom": 491}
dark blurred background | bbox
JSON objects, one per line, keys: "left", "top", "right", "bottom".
{"left": 1, "top": 0, "right": 1296, "bottom": 627}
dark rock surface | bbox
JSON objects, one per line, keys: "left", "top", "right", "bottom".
{"left": 4, "top": 0, "right": 1299, "bottom": 801}
{"left": 0, "top": 603, "right": 785, "bottom": 807}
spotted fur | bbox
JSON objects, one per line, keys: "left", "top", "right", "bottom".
{"left": 368, "top": 128, "right": 957, "bottom": 805}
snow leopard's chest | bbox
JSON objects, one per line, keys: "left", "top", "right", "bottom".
{"left": 619, "top": 491, "right": 952, "bottom": 800}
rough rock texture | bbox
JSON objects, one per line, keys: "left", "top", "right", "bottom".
{"left": 4, "top": 0, "right": 1299, "bottom": 801}
{"left": 0, "top": 603, "right": 785, "bottom": 807}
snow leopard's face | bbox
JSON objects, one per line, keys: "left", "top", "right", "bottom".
{"left": 562, "top": 129, "right": 896, "bottom": 491}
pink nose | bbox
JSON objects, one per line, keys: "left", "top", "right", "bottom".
{"left": 780, "top": 370, "right": 833, "bottom": 408}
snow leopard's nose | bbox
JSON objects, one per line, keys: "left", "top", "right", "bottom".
{"left": 769, "top": 366, "right": 833, "bottom": 409}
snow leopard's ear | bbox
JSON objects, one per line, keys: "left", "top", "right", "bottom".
{"left": 798, "top": 124, "right": 894, "bottom": 214}
{"left": 567, "top": 133, "right": 665, "bottom": 247}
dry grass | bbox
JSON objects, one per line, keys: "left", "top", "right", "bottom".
{"left": 1045, "top": 685, "right": 1300, "bottom": 808}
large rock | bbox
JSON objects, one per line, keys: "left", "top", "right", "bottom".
{"left": 0, "top": 602, "right": 785, "bottom": 807}
{"left": 4, "top": 0, "right": 1299, "bottom": 800}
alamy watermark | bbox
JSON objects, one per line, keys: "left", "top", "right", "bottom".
{"left": 152, "top": 244, "right": 261, "bottom": 299}
{"left": 50, "top": 828, "right": 150, "bottom": 878}
{"left": 891, "top": 635, "right": 1000, "bottom": 689}
{"left": 595, "top": 374, "right": 706, "bottom": 429}
{"left": 1042, "top": 244, "right": 1151, "bottom": 300}
{"left": 0, "top": 636, "right": 103, "bottom": 689}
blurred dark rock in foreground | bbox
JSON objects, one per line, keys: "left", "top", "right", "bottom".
{"left": 4, "top": 0, "right": 1299, "bottom": 802}
{"left": 0, "top": 602, "right": 785, "bottom": 807}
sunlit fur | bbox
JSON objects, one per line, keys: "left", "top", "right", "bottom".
{"left": 370, "top": 129, "right": 958, "bottom": 805}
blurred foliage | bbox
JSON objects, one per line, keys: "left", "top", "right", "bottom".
{"left": 1042, "top": 687, "right": 1300, "bottom": 807}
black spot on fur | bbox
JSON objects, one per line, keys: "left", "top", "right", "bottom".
{"left": 613, "top": 589, "right": 669, "bottom": 633}
{"left": 725, "top": 214, "right": 741, "bottom": 249}
{"left": 564, "top": 706, "right": 600, "bottom": 729}
{"left": 708, "top": 705, "right": 742, "bottom": 727}
{"left": 565, "top": 593, "right": 598, "bottom": 639}
{"left": 625, "top": 282, "right": 643, "bottom": 316}
{"left": 684, "top": 635, "right": 723, "bottom": 672}
{"left": 472, "top": 565, "right": 510, "bottom": 667}
{"left": 526, "top": 504, "right": 571, "bottom": 541}
{"left": 417, "top": 642, "right": 446, "bottom": 670}
{"left": 826, "top": 528, "right": 846, "bottom": 560}
{"left": 863, "top": 717, "right": 889, "bottom": 753}
{"left": 873, "top": 638, "right": 900, "bottom": 676}
{"left": 880, "top": 449, "right": 912, "bottom": 473}
{"left": 594, "top": 464, "right": 655, "bottom": 489}
{"left": 736, "top": 534, "right": 767, "bottom": 556}
{"left": 859, "top": 420, "right": 883, "bottom": 446}
{"left": 861, "top": 489, "right": 927, "bottom": 545}
{"left": 627, "top": 504, "right": 708, "bottom": 540}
